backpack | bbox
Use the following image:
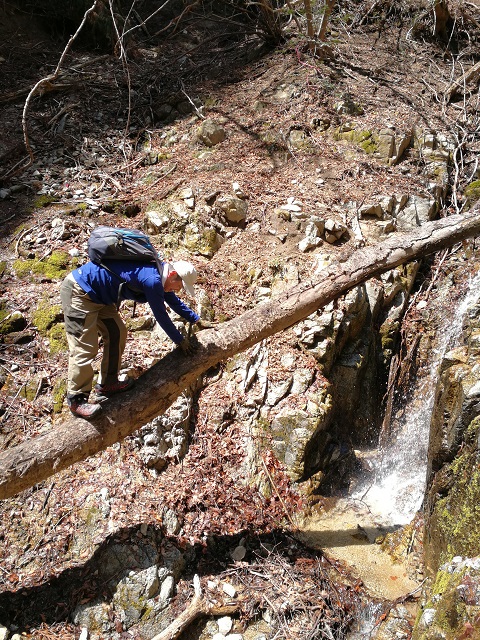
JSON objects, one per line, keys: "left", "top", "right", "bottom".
{"left": 88, "top": 226, "right": 162, "bottom": 268}
{"left": 87, "top": 226, "right": 163, "bottom": 310}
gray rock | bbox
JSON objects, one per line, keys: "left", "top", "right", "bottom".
{"left": 197, "top": 119, "right": 226, "bottom": 147}
{"left": 215, "top": 197, "right": 248, "bottom": 224}
{"left": 395, "top": 195, "right": 437, "bottom": 229}
{"left": 145, "top": 210, "right": 170, "bottom": 234}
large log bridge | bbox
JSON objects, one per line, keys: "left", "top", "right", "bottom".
{"left": 1, "top": 210, "right": 479, "bottom": 500}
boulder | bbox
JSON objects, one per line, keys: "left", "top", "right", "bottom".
{"left": 196, "top": 119, "right": 226, "bottom": 147}
{"left": 215, "top": 196, "right": 248, "bottom": 224}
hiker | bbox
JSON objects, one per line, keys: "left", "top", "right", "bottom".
{"left": 60, "top": 258, "right": 212, "bottom": 419}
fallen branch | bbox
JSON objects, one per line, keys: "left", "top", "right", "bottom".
{"left": 151, "top": 575, "right": 240, "bottom": 640}
{"left": 445, "top": 59, "right": 480, "bottom": 101}
{"left": 0, "top": 211, "right": 480, "bottom": 499}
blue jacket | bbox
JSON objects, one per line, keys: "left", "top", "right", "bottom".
{"left": 72, "top": 260, "right": 199, "bottom": 344}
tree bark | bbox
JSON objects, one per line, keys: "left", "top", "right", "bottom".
{"left": 1, "top": 211, "right": 479, "bottom": 500}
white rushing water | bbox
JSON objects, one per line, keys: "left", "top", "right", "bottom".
{"left": 352, "top": 269, "right": 480, "bottom": 526}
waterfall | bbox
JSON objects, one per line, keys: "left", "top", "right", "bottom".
{"left": 352, "top": 269, "right": 480, "bottom": 526}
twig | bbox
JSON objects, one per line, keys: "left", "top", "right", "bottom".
{"left": 15, "top": 225, "right": 39, "bottom": 257}
{"left": 261, "top": 456, "right": 296, "bottom": 529}
{"left": 41, "top": 482, "right": 56, "bottom": 511}
{"left": 151, "top": 575, "right": 240, "bottom": 640}
{"left": 47, "top": 102, "right": 80, "bottom": 127}
{"left": 0, "top": 383, "right": 26, "bottom": 425}
{"left": 141, "top": 163, "right": 178, "bottom": 193}
{"left": 180, "top": 81, "right": 204, "bottom": 119}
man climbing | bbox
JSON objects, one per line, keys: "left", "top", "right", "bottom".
{"left": 60, "top": 258, "right": 212, "bottom": 419}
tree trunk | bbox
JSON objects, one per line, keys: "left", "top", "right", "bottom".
{"left": 1, "top": 211, "right": 479, "bottom": 500}
{"left": 317, "top": 0, "right": 335, "bottom": 41}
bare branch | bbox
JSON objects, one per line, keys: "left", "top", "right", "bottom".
{"left": 21, "top": 0, "right": 101, "bottom": 166}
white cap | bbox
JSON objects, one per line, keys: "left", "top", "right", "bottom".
{"left": 171, "top": 260, "right": 198, "bottom": 297}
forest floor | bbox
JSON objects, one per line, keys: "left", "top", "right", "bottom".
{"left": 0, "top": 1, "right": 479, "bottom": 638}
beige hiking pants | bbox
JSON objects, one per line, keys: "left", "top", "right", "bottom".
{"left": 60, "top": 274, "right": 127, "bottom": 398}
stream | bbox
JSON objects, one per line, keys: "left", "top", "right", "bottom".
{"left": 353, "top": 269, "right": 480, "bottom": 527}
{"left": 298, "top": 269, "right": 480, "bottom": 636}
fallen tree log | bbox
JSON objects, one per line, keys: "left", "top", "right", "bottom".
{"left": 1, "top": 210, "right": 479, "bottom": 500}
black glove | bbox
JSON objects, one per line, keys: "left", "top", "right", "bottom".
{"left": 196, "top": 318, "right": 216, "bottom": 330}
{"left": 179, "top": 336, "right": 197, "bottom": 355}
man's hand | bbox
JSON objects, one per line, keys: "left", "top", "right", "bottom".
{"left": 179, "top": 336, "right": 197, "bottom": 355}
{"left": 196, "top": 318, "right": 216, "bottom": 330}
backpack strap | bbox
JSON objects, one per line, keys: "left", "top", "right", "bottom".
{"left": 99, "top": 262, "right": 127, "bottom": 310}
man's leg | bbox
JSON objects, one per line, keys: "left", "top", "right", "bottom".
{"left": 96, "top": 306, "right": 127, "bottom": 385}
{"left": 60, "top": 275, "right": 103, "bottom": 418}
{"left": 94, "top": 306, "right": 134, "bottom": 397}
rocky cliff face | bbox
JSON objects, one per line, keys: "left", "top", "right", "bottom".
{"left": 412, "top": 269, "right": 480, "bottom": 639}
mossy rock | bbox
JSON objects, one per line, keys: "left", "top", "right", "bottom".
{"left": 32, "top": 300, "right": 63, "bottom": 334}
{"left": 52, "top": 378, "right": 67, "bottom": 413}
{"left": 33, "top": 194, "right": 58, "bottom": 208}
{"left": 427, "top": 416, "right": 480, "bottom": 570}
{"left": 183, "top": 226, "right": 222, "bottom": 257}
{"left": 412, "top": 559, "right": 480, "bottom": 639}
{"left": 333, "top": 127, "right": 378, "bottom": 154}
{"left": 0, "top": 311, "right": 27, "bottom": 334}
{"left": 465, "top": 180, "right": 480, "bottom": 207}
{"left": 19, "top": 374, "right": 44, "bottom": 401}
{"left": 13, "top": 250, "right": 71, "bottom": 281}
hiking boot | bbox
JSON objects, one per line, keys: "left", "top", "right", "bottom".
{"left": 94, "top": 377, "right": 135, "bottom": 400}
{"left": 68, "top": 394, "right": 102, "bottom": 419}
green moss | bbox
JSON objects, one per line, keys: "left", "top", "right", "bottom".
{"left": 432, "top": 417, "right": 480, "bottom": 564}
{"left": 32, "top": 301, "right": 62, "bottom": 334}
{"left": 34, "top": 194, "right": 57, "bottom": 208}
{"left": 0, "top": 261, "right": 6, "bottom": 278}
{"left": 13, "top": 259, "right": 33, "bottom": 278}
{"left": 52, "top": 378, "right": 67, "bottom": 413}
{"left": 465, "top": 180, "right": 480, "bottom": 207}
{"left": 334, "top": 128, "right": 378, "bottom": 154}
{"left": 20, "top": 377, "right": 42, "bottom": 401}
{"left": 13, "top": 251, "right": 71, "bottom": 281}
{"left": 48, "top": 323, "right": 68, "bottom": 354}
{"left": 184, "top": 227, "right": 219, "bottom": 257}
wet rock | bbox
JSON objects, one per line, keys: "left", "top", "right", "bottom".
{"left": 412, "top": 557, "right": 480, "bottom": 639}
{"left": 375, "top": 604, "right": 413, "bottom": 640}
